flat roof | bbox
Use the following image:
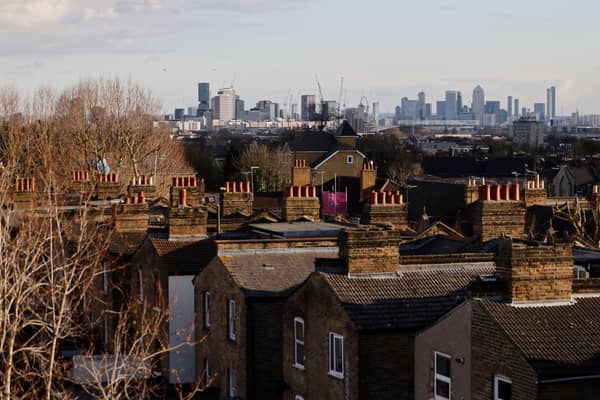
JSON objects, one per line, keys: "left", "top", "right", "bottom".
{"left": 249, "top": 221, "right": 348, "bottom": 238}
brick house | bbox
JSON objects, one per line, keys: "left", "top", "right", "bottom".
{"left": 415, "top": 237, "right": 600, "bottom": 400}
{"left": 282, "top": 225, "right": 495, "bottom": 400}
{"left": 193, "top": 237, "right": 338, "bottom": 400}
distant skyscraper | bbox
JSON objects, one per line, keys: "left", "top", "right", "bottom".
{"left": 445, "top": 91, "right": 458, "bottom": 120}
{"left": 301, "top": 95, "right": 316, "bottom": 121}
{"left": 174, "top": 108, "right": 185, "bottom": 120}
{"left": 514, "top": 99, "right": 520, "bottom": 117}
{"left": 472, "top": 85, "right": 485, "bottom": 122}
{"left": 534, "top": 103, "right": 545, "bottom": 121}
{"left": 417, "top": 91, "right": 426, "bottom": 120}
{"left": 546, "top": 86, "right": 556, "bottom": 120}
{"left": 212, "top": 87, "right": 236, "bottom": 124}
{"left": 436, "top": 101, "right": 446, "bottom": 119}
{"left": 424, "top": 103, "right": 432, "bottom": 119}
{"left": 485, "top": 101, "right": 501, "bottom": 114}
{"left": 235, "top": 96, "right": 244, "bottom": 120}
{"left": 507, "top": 96, "right": 513, "bottom": 117}
{"left": 456, "top": 92, "right": 463, "bottom": 114}
{"left": 395, "top": 105, "right": 402, "bottom": 121}
{"left": 198, "top": 82, "right": 210, "bottom": 115}
{"left": 372, "top": 102, "right": 380, "bottom": 129}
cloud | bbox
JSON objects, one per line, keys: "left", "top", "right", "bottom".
{"left": 83, "top": 7, "right": 118, "bottom": 20}
{"left": 0, "top": 0, "right": 71, "bottom": 27}
{"left": 195, "top": 0, "right": 310, "bottom": 14}
{"left": 114, "top": 0, "right": 161, "bottom": 14}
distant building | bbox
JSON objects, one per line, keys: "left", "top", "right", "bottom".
{"left": 403, "top": 100, "right": 418, "bottom": 120}
{"left": 512, "top": 117, "right": 544, "bottom": 148}
{"left": 211, "top": 87, "right": 236, "bottom": 124}
{"left": 197, "top": 82, "right": 210, "bottom": 115}
{"left": 187, "top": 106, "right": 198, "bottom": 117}
{"left": 424, "top": 103, "right": 433, "bottom": 119}
{"left": 484, "top": 101, "right": 500, "bottom": 114}
{"left": 395, "top": 105, "right": 402, "bottom": 122}
{"left": 301, "top": 95, "right": 316, "bottom": 121}
{"left": 547, "top": 86, "right": 556, "bottom": 120}
{"left": 436, "top": 101, "right": 446, "bottom": 119}
{"left": 472, "top": 85, "right": 485, "bottom": 122}
{"left": 321, "top": 100, "right": 337, "bottom": 120}
{"left": 456, "top": 91, "right": 463, "bottom": 114}
{"left": 235, "top": 97, "right": 244, "bottom": 120}
{"left": 507, "top": 95, "right": 513, "bottom": 117}
{"left": 533, "top": 103, "right": 546, "bottom": 121}
{"left": 445, "top": 91, "right": 458, "bottom": 120}
{"left": 417, "top": 91, "right": 426, "bottom": 120}
{"left": 514, "top": 98, "right": 520, "bottom": 117}
{"left": 174, "top": 108, "right": 185, "bottom": 120}
{"left": 372, "top": 102, "right": 380, "bottom": 130}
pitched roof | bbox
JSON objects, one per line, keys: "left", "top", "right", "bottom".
{"left": 287, "top": 132, "right": 337, "bottom": 152}
{"left": 478, "top": 298, "right": 600, "bottom": 380}
{"left": 335, "top": 120, "right": 358, "bottom": 137}
{"left": 320, "top": 263, "right": 494, "bottom": 331}
{"left": 220, "top": 249, "right": 339, "bottom": 298}
{"left": 148, "top": 236, "right": 217, "bottom": 274}
{"left": 310, "top": 143, "right": 363, "bottom": 168}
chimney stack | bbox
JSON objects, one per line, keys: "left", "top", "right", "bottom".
{"left": 169, "top": 175, "right": 205, "bottom": 207}
{"left": 13, "top": 177, "right": 36, "bottom": 209}
{"left": 495, "top": 236, "right": 573, "bottom": 303}
{"left": 360, "top": 161, "right": 376, "bottom": 201}
{"left": 128, "top": 175, "right": 157, "bottom": 198}
{"left": 470, "top": 183, "right": 526, "bottom": 242}
{"left": 221, "top": 180, "right": 254, "bottom": 217}
{"left": 282, "top": 185, "right": 320, "bottom": 222}
{"left": 112, "top": 192, "right": 149, "bottom": 232}
{"left": 292, "top": 159, "right": 311, "bottom": 187}
{"left": 339, "top": 225, "right": 400, "bottom": 274}
{"left": 96, "top": 172, "right": 121, "bottom": 200}
{"left": 361, "top": 190, "right": 408, "bottom": 227}
{"left": 524, "top": 175, "right": 547, "bottom": 207}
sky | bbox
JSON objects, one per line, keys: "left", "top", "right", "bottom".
{"left": 1, "top": 0, "right": 600, "bottom": 115}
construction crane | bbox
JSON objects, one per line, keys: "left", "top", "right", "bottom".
{"left": 337, "top": 76, "right": 344, "bottom": 119}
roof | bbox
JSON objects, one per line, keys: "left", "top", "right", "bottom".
{"left": 248, "top": 221, "right": 347, "bottom": 238}
{"left": 287, "top": 132, "right": 337, "bottom": 153}
{"left": 147, "top": 236, "right": 217, "bottom": 275}
{"left": 311, "top": 143, "right": 364, "bottom": 168}
{"left": 335, "top": 120, "right": 358, "bottom": 137}
{"left": 320, "top": 263, "right": 494, "bottom": 331}
{"left": 422, "top": 157, "right": 535, "bottom": 178}
{"left": 569, "top": 166, "right": 596, "bottom": 186}
{"left": 478, "top": 297, "right": 600, "bottom": 380}
{"left": 220, "top": 249, "right": 339, "bottom": 298}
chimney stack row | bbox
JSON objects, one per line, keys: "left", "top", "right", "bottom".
{"left": 224, "top": 181, "right": 251, "bottom": 193}
{"left": 124, "top": 191, "right": 146, "bottom": 204}
{"left": 72, "top": 170, "right": 90, "bottom": 182}
{"left": 369, "top": 191, "right": 403, "bottom": 205}
{"left": 286, "top": 185, "right": 317, "bottom": 198}
{"left": 15, "top": 177, "right": 35, "bottom": 192}
{"left": 99, "top": 173, "right": 119, "bottom": 183}
{"left": 172, "top": 176, "right": 198, "bottom": 187}
{"left": 478, "top": 184, "right": 520, "bottom": 201}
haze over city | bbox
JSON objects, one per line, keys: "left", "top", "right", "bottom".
{"left": 2, "top": 0, "right": 600, "bottom": 113}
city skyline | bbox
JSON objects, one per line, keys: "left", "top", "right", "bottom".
{"left": 2, "top": 0, "right": 600, "bottom": 114}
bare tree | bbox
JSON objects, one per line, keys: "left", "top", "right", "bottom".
{"left": 233, "top": 142, "right": 291, "bottom": 191}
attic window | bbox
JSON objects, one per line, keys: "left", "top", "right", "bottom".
{"left": 346, "top": 155, "right": 353, "bottom": 164}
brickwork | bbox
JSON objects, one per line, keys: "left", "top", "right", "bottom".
{"left": 12, "top": 177, "right": 36, "bottom": 209}
{"left": 96, "top": 173, "right": 121, "bottom": 200}
{"left": 282, "top": 275, "right": 359, "bottom": 400}
{"left": 111, "top": 198, "right": 149, "bottom": 232}
{"left": 399, "top": 253, "right": 494, "bottom": 266}
{"left": 215, "top": 238, "right": 337, "bottom": 252}
{"left": 471, "top": 301, "right": 538, "bottom": 400}
{"left": 222, "top": 192, "right": 253, "bottom": 217}
{"left": 360, "top": 161, "right": 376, "bottom": 201}
{"left": 359, "top": 333, "right": 414, "bottom": 400}
{"left": 283, "top": 185, "right": 320, "bottom": 222}
{"left": 169, "top": 176, "right": 204, "bottom": 207}
{"left": 127, "top": 175, "right": 157, "bottom": 198}
{"left": 524, "top": 178, "right": 547, "bottom": 207}
{"left": 339, "top": 226, "right": 400, "bottom": 274}
{"left": 168, "top": 206, "right": 207, "bottom": 238}
{"left": 464, "top": 178, "right": 480, "bottom": 205}
{"left": 495, "top": 237, "right": 573, "bottom": 302}
{"left": 362, "top": 204, "right": 408, "bottom": 227}
{"left": 194, "top": 259, "right": 247, "bottom": 400}
{"left": 471, "top": 200, "right": 526, "bottom": 242}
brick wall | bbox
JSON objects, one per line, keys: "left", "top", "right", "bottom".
{"left": 339, "top": 226, "right": 400, "bottom": 273}
{"left": 170, "top": 176, "right": 204, "bottom": 207}
{"left": 360, "top": 162, "right": 376, "bottom": 201}
{"left": 215, "top": 238, "right": 337, "bottom": 252}
{"left": 359, "top": 333, "right": 414, "bottom": 400}
{"left": 495, "top": 237, "right": 573, "bottom": 302}
{"left": 471, "top": 201, "right": 526, "bottom": 242}
{"left": 282, "top": 275, "right": 359, "bottom": 400}
{"left": 471, "top": 301, "right": 538, "bottom": 399}
{"left": 361, "top": 204, "right": 408, "bottom": 227}
{"left": 400, "top": 253, "right": 494, "bottom": 266}
{"left": 222, "top": 192, "right": 254, "bottom": 217}
{"left": 292, "top": 160, "right": 311, "bottom": 187}
{"left": 168, "top": 207, "right": 207, "bottom": 238}
{"left": 194, "top": 258, "right": 247, "bottom": 400}
{"left": 525, "top": 188, "right": 547, "bottom": 207}
{"left": 282, "top": 187, "right": 320, "bottom": 222}
{"left": 112, "top": 202, "right": 149, "bottom": 232}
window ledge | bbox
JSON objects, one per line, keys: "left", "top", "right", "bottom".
{"left": 292, "top": 363, "right": 305, "bottom": 371}
{"left": 328, "top": 371, "right": 344, "bottom": 380}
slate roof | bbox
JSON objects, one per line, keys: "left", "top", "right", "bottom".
{"left": 287, "top": 132, "right": 337, "bottom": 152}
{"left": 220, "top": 249, "right": 338, "bottom": 298}
{"left": 310, "top": 142, "right": 361, "bottom": 168}
{"left": 478, "top": 297, "right": 600, "bottom": 380}
{"left": 320, "top": 263, "right": 494, "bottom": 331}
{"left": 148, "top": 237, "right": 217, "bottom": 275}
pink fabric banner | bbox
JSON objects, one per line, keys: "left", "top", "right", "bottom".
{"left": 322, "top": 192, "right": 347, "bottom": 216}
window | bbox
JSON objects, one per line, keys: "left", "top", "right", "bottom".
{"left": 293, "top": 317, "right": 305, "bottom": 368}
{"left": 295, "top": 396, "right": 304, "bottom": 400}
{"left": 204, "top": 291, "right": 210, "bottom": 329}
{"left": 228, "top": 368, "right": 237, "bottom": 399}
{"left": 328, "top": 332, "right": 344, "bottom": 378}
{"left": 434, "top": 352, "right": 451, "bottom": 400}
{"left": 494, "top": 375, "right": 511, "bottom": 400}
{"left": 228, "top": 300, "right": 237, "bottom": 341}
{"left": 346, "top": 155, "right": 353, "bottom": 164}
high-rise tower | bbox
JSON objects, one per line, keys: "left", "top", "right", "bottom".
{"left": 472, "top": 85, "right": 485, "bottom": 123}
{"left": 198, "top": 82, "right": 210, "bottom": 116}
{"left": 546, "top": 86, "right": 556, "bottom": 120}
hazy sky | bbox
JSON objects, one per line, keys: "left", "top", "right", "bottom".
{"left": 2, "top": 0, "right": 600, "bottom": 114}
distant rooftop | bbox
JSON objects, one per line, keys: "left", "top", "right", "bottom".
{"left": 249, "top": 221, "right": 349, "bottom": 238}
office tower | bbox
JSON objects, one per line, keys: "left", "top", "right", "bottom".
{"left": 301, "top": 95, "right": 316, "bottom": 121}
{"left": 417, "top": 91, "right": 426, "bottom": 120}
{"left": 174, "top": 108, "right": 185, "bottom": 120}
{"left": 198, "top": 83, "right": 210, "bottom": 115}
{"left": 547, "top": 86, "right": 556, "bottom": 120}
{"left": 512, "top": 118, "right": 544, "bottom": 148}
{"left": 212, "top": 87, "right": 236, "bottom": 124}
{"left": 424, "top": 103, "right": 432, "bottom": 119}
{"left": 372, "top": 102, "right": 380, "bottom": 129}
{"left": 187, "top": 106, "right": 198, "bottom": 116}
{"left": 534, "top": 103, "right": 545, "bottom": 121}
{"left": 321, "top": 100, "right": 337, "bottom": 120}
{"left": 507, "top": 96, "right": 513, "bottom": 117}
{"left": 291, "top": 103, "right": 299, "bottom": 120}
{"left": 514, "top": 99, "right": 520, "bottom": 117}
{"left": 445, "top": 91, "right": 458, "bottom": 120}
{"left": 456, "top": 91, "right": 463, "bottom": 114}
{"left": 484, "top": 101, "right": 501, "bottom": 114}
{"left": 436, "top": 101, "right": 446, "bottom": 119}
{"left": 395, "top": 105, "right": 402, "bottom": 121}
{"left": 235, "top": 97, "right": 244, "bottom": 120}
{"left": 472, "top": 85, "right": 485, "bottom": 122}
{"left": 401, "top": 97, "right": 409, "bottom": 117}
{"left": 521, "top": 108, "right": 527, "bottom": 117}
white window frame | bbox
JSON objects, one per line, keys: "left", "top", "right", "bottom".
{"left": 346, "top": 155, "right": 353, "bottom": 164}
{"left": 228, "top": 368, "right": 237, "bottom": 399}
{"left": 204, "top": 291, "right": 211, "bottom": 328}
{"left": 228, "top": 299, "right": 237, "bottom": 341}
{"left": 295, "top": 396, "right": 304, "bottom": 400}
{"left": 328, "top": 332, "right": 344, "bottom": 379}
{"left": 293, "top": 317, "right": 305, "bottom": 369}
{"left": 434, "top": 351, "right": 451, "bottom": 400}
{"left": 494, "top": 374, "right": 512, "bottom": 400}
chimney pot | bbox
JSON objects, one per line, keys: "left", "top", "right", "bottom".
{"left": 245, "top": 180, "right": 251, "bottom": 193}
{"left": 180, "top": 189, "right": 187, "bottom": 206}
